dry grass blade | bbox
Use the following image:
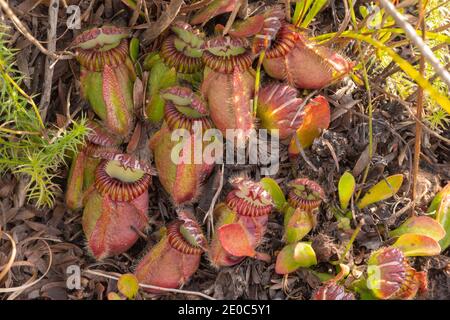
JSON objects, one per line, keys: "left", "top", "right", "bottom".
{"left": 141, "top": 0, "right": 184, "bottom": 45}
{"left": 0, "top": 0, "right": 73, "bottom": 60}
{"left": 411, "top": 1, "right": 427, "bottom": 214}
{"left": 0, "top": 230, "right": 17, "bottom": 283}
{"left": 39, "top": 0, "right": 59, "bottom": 121}
{"left": 203, "top": 164, "right": 225, "bottom": 236}
{"left": 0, "top": 239, "right": 53, "bottom": 299}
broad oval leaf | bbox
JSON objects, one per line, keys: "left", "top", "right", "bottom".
{"left": 389, "top": 216, "right": 446, "bottom": 242}
{"left": 129, "top": 37, "right": 140, "bottom": 63}
{"left": 283, "top": 206, "right": 296, "bottom": 228}
{"left": 217, "top": 223, "right": 255, "bottom": 257}
{"left": 285, "top": 209, "right": 314, "bottom": 244}
{"left": 293, "top": 242, "right": 317, "bottom": 267}
{"left": 260, "top": 177, "right": 286, "bottom": 211}
{"left": 392, "top": 234, "right": 441, "bottom": 257}
{"left": 357, "top": 174, "right": 403, "bottom": 209}
{"left": 117, "top": 273, "right": 139, "bottom": 300}
{"left": 436, "top": 195, "right": 450, "bottom": 251}
{"left": 288, "top": 96, "right": 330, "bottom": 156}
{"left": 338, "top": 171, "right": 356, "bottom": 210}
{"left": 275, "top": 243, "right": 300, "bottom": 275}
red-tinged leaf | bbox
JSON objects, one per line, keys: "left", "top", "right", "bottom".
{"left": 254, "top": 251, "right": 271, "bottom": 262}
{"left": 275, "top": 243, "right": 301, "bottom": 274}
{"left": 389, "top": 216, "right": 445, "bottom": 242}
{"left": 66, "top": 150, "right": 87, "bottom": 211}
{"left": 191, "top": 0, "right": 239, "bottom": 25}
{"left": 288, "top": 96, "right": 330, "bottom": 156}
{"left": 357, "top": 174, "right": 403, "bottom": 209}
{"left": 260, "top": 177, "right": 286, "bottom": 211}
{"left": 436, "top": 195, "right": 450, "bottom": 251}
{"left": 257, "top": 83, "right": 304, "bottom": 140}
{"left": 102, "top": 64, "right": 132, "bottom": 136}
{"left": 228, "top": 15, "right": 265, "bottom": 37}
{"left": 217, "top": 223, "right": 256, "bottom": 257}
{"left": 126, "top": 122, "right": 142, "bottom": 154}
{"left": 392, "top": 234, "right": 441, "bottom": 257}
{"left": 285, "top": 209, "right": 314, "bottom": 244}
{"left": 338, "top": 171, "right": 355, "bottom": 210}
{"left": 117, "top": 273, "right": 139, "bottom": 300}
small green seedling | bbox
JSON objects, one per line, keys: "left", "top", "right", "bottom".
{"left": 108, "top": 273, "right": 139, "bottom": 300}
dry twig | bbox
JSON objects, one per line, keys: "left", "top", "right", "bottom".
{"left": 84, "top": 269, "right": 216, "bottom": 300}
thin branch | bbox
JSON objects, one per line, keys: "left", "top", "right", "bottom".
{"left": 379, "top": 0, "right": 450, "bottom": 88}
{"left": 203, "top": 164, "right": 224, "bottom": 237}
{"left": 39, "top": 0, "right": 58, "bottom": 121}
{"left": 222, "top": 0, "right": 243, "bottom": 35}
{"left": 411, "top": 1, "right": 427, "bottom": 214}
{"left": 0, "top": 0, "right": 73, "bottom": 60}
{"left": 140, "top": 0, "right": 184, "bottom": 46}
{"left": 84, "top": 269, "right": 216, "bottom": 300}
{"left": 324, "top": 0, "right": 351, "bottom": 45}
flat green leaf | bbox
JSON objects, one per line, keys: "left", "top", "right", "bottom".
{"left": 337, "top": 32, "right": 450, "bottom": 115}
{"left": 117, "top": 273, "right": 139, "bottom": 300}
{"left": 389, "top": 216, "right": 445, "bottom": 242}
{"left": 283, "top": 206, "right": 296, "bottom": 228}
{"left": 392, "top": 234, "right": 441, "bottom": 257}
{"left": 428, "top": 183, "right": 450, "bottom": 214}
{"left": 129, "top": 38, "right": 139, "bottom": 63}
{"left": 292, "top": 0, "right": 313, "bottom": 25}
{"left": 293, "top": 242, "right": 317, "bottom": 267}
{"left": 357, "top": 174, "right": 403, "bottom": 209}
{"left": 436, "top": 195, "right": 450, "bottom": 251}
{"left": 351, "top": 277, "right": 378, "bottom": 300}
{"left": 310, "top": 270, "right": 334, "bottom": 282}
{"left": 146, "top": 60, "right": 177, "bottom": 122}
{"left": 338, "top": 171, "right": 355, "bottom": 210}
{"left": 284, "top": 209, "right": 313, "bottom": 244}
{"left": 300, "top": 0, "right": 328, "bottom": 28}
{"left": 260, "top": 177, "right": 286, "bottom": 211}
{"left": 275, "top": 243, "right": 300, "bottom": 275}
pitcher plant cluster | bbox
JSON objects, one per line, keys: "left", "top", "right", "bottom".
{"left": 59, "top": 1, "right": 450, "bottom": 300}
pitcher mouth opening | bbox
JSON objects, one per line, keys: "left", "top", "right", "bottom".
{"left": 95, "top": 159, "right": 151, "bottom": 202}
{"left": 226, "top": 179, "right": 273, "bottom": 217}
{"left": 202, "top": 36, "right": 253, "bottom": 74}
{"left": 287, "top": 178, "right": 324, "bottom": 210}
{"left": 168, "top": 221, "right": 204, "bottom": 255}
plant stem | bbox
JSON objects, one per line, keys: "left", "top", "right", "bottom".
{"left": 253, "top": 50, "right": 265, "bottom": 117}
{"left": 348, "top": 0, "right": 374, "bottom": 200}
{"left": 378, "top": 0, "right": 450, "bottom": 88}
{"left": 412, "top": 1, "right": 427, "bottom": 215}
{"left": 339, "top": 221, "right": 363, "bottom": 264}
{"left": 1, "top": 70, "right": 45, "bottom": 130}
